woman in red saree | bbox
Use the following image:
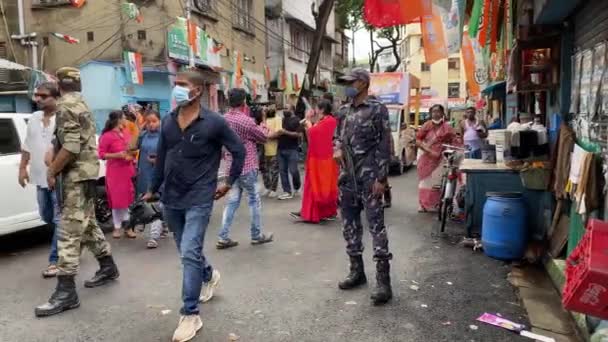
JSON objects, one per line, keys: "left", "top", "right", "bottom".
{"left": 416, "top": 104, "right": 458, "bottom": 212}
{"left": 292, "top": 100, "right": 339, "bottom": 223}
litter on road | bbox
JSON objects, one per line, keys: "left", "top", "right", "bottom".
{"left": 345, "top": 301, "right": 357, "bottom": 305}
{"left": 409, "top": 285, "right": 420, "bottom": 291}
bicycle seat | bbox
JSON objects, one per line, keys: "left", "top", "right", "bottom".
{"left": 442, "top": 149, "right": 456, "bottom": 158}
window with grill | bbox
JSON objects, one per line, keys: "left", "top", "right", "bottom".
{"left": 232, "top": 0, "right": 254, "bottom": 34}
{"left": 192, "top": 0, "right": 217, "bottom": 19}
{"left": 421, "top": 62, "right": 430, "bottom": 72}
{"left": 320, "top": 41, "right": 332, "bottom": 68}
{"left": 448, "top": 57, "right": 460, "bottom": 70}
{"left": 448, "top": 82, "right": 460, "bottom": 98}
{"left": 289, "top": 25, "right": 310, "bottom": 61}
{"left": 0, "top": 43, "right": 8, "bottom": 82}
{"left": 137, "top": 30, "right": 146, "bottom": 40}
{"left": 87, "top": 32, "right": 94, "bottom": 42}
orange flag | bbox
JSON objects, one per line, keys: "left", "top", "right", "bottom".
{"left": 420, "top": 0, "right": 448, "bottom": 64}
{"left": 462, "top": 30, "right": 480, "bottom": 97}
{"left": 399, "top": 0, "right": 424, "bottom": 23}
{"left": 478, "top": 0, "right": 491, "bottom": 47}
{"left": 188, "top": 20, "right": 197, "bottom": 55}
{"left": 490, "top": 0, "right": 501, "bottom": 53}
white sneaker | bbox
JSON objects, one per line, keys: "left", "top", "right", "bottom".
{"left": 260, "top": 189, "right": 270, "bottom": 197}
{"left": 172, "top": 315, "right": 203, "bottom": 342}
{"left": 278, "top": 192, "right": 294, "bottom": 200}
{"left": 199, "top": 269, "right": 221, "bottom": 303}
{"left": 268, "top": 191, "right": 278, "bottom": 198}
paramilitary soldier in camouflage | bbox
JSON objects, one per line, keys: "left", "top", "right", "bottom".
{"left": 35, "top": 67, "right": 119, "bottom": 317}
{"left": 334, "top": 68, "right": 393, "bottom": 305}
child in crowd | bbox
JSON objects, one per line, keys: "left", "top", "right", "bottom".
{"left": 135, "top": 110, "right": 167, "bottom": 248}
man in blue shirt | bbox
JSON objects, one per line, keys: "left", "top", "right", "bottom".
{"left": 143, "top": 70, "right": 245, "bottom": 342}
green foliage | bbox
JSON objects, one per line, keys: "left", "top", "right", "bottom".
{"left": 335, "top": 0, "right": 364, "bottom": 30}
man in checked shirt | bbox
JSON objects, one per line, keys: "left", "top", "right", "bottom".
{"left": 217, "top": 88, "right": 276, "bottom": 249}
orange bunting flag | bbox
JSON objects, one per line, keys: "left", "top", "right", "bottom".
{"left": 462, "top": 30, "right": 480, "bottom": 97}
{"left": 478, "top": 0, "right": 491, "bottom": 47}
{"left": 420, "top": 0, "right": 448, "bottom": 65}
{"left": 490, "top": 0, "right": 501, "bottom": 53}
{"left": 187, "top": 20, "right": 198, "bottom": 55}
{"left": 364, "top": 0, "right": 423, "bottom": 28}
{"left": 264, "top": 65, "right": 271, "bottom": 83}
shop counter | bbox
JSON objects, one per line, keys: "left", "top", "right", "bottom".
{"left": 460, "top": 159, "right": 552, "bottom": 239}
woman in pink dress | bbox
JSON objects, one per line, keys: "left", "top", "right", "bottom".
{"left": 98, "top": 110, "right": 136, "bottom": 239}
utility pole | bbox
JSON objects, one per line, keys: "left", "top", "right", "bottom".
{"left": 295, "top": 0, "right": 335, "bottom": 118}
{"left": 186, "top": 0, "right": 195, "bottom": 67}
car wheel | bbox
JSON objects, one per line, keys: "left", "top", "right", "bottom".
{"left": 95, "top": 185, "right": 113, "bottom": 232}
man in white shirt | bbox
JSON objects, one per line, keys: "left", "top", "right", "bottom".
{"left": 18, "top": 82, "right": 60, "bottom": 278}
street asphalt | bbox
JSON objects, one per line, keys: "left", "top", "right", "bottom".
{"left": 0, "top": 170, "right": 530, "bottom": 342}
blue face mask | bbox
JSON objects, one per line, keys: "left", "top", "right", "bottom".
{"left": 171, "top": 85, "right": 192, "bottom": 106}
{"left": 345, "top": 86, "right": 359, "bottom": 98}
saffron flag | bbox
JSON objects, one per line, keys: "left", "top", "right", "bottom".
{"left": 489, "top": 0, "right": 501, "bottom": 53}
{"left": 478, "top": 0, "right": 491, "bottom": 47}
{"left": 462, "top": 31, "right": 479, "bottom": 96}
{"left": 420, "top": 0, "right": 448, "bottom": 64}
{"left": 124, "top": 51, "right": 143, "bottom": 85}
{"left": 187, "top": 20, "right": 197, "bottom": 55}
{"left": 264, "top": 64, "right": 271, "bottom": 84}
{"left": 252, "top": 79, "right": 258, "bottom": 98}
{"left": 52, "top": 33, "right": 79, "bottom": 44}
{"left": 364, "top": 0, "right": 423, "bottom": 28}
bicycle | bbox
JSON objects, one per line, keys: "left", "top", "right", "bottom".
{"left": 436, "top": 144, "right": 465, "bottom": 234}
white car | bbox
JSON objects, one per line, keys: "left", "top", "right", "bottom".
{"left": 0, "top": 113, "right": 109, "bottom": 236}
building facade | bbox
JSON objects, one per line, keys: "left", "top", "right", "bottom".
{"left": 400, "top": 23, "right": 468, "bottom": 115}
{"left": 1, "top": 0, "right": 267, "bottom": 119}
{"left": 265, "top": 0, "right": 338, "bottom": 105}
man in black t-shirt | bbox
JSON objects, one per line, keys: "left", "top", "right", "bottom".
{"left": 277, "top": 110, "right": 302, "bottom": 200}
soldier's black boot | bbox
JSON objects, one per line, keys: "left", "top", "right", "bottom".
{"left": 338, "top": 255, "right": 367, "bottom": 290}
{"left": 84, "top": 255, "right": 119, "bottom": 288}
{"left": 383, "top": 187, "right": 392, "bottom": 208}
{"left": 35, "top": 275, "right": 80, "bottom": 317}
{"left": 371, "top": 260, "right": 393, "bottom": 306}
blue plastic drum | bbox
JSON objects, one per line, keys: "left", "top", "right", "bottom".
{"left": 482, "top": 192, "right": 527, "bottom": 260}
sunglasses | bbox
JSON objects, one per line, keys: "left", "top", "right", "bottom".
{"left": 34, "top": 93, "right": 53, "bottom": 99}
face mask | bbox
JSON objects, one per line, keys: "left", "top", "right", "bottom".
{"left": 432, "top": 118, "right": 443, "bottom": 125}
{"left": 345, "top": 86, "right": 359, "bottom": 98}
{"left": 172, "top": 85, "right": 199, "bottom": 106}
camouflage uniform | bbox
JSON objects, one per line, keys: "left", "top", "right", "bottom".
{"left": 55, "top": 91, "right": 111, "bottom": 276}
{"left": 334, "top": 98, "right": 393, "bottom": 262}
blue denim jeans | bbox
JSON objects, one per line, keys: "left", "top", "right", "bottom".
{"left": 219, "top": 170, "right": 262, "bottom": 241}
{"left": 278, "top": 149, "right": 301, "bottom": 194}
{"left": 164, "top": 203, "right": 214, "bottom": 315}
{"left": 37, "top": 186, "right": 60, "bottom": 264}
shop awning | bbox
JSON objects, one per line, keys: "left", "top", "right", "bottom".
{"left": 481, "top": 81, "right": 506, "bottom": 96}
{"left": 534, "top": 0, "right": 582, "bottom": 25}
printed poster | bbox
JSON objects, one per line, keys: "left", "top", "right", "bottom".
{"left": 570, "top": 52, "right": 582, "bottom": 114}
{"left": 579, "top": 50, "right": 593, "bottom": 116}
{"left": 421, "top": 0, "right": 448, "bottom": 64}
{"left": 590, "top": 42, "right": 606, "bottom": 118}
{"left": 435, "top": 0, "right": 465, "bottom": 54}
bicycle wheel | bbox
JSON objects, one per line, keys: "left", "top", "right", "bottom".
{"left": 440, "top": 198, "right": 450, "bottom": 233}
{"left": 437, "top": 176, "right": 447, "bottom": 222}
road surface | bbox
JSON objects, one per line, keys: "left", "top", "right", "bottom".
{"left": 0, "top": 170, "right": 528, "bottom": 341}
